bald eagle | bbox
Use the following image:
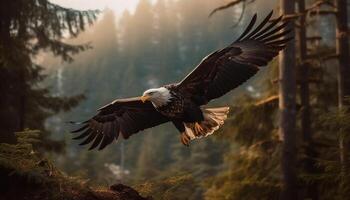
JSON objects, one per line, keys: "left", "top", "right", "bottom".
{"left": 71, "top": 11, "right": 292, "bottom": 150}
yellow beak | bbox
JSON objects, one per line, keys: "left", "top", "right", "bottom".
{"left": 141, "top": 95, "right": 151, "bottom": 103}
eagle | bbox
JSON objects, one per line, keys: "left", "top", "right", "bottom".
{"left": 71, "top": 11, "right": 291, "bottom": 150}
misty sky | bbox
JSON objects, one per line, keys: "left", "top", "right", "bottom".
{"left": 50, "top": 0, "right": 157, "bottom": 15}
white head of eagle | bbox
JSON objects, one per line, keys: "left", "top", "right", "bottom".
{"left": 141, "top": 87, "right": 172, "bottom": 108}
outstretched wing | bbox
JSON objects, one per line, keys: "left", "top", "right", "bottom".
{"left": 71, "top": 97, "right": 169, "bottom": 150}
{"left": 177, "top": 11, "right": 291, "bottom": 103}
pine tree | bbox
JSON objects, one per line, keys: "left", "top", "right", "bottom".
{"left": 0, "top": 0, "right": 98, "bottom": 145}
{"left": 335, "top": 0, "right": 350, "bottom": 197}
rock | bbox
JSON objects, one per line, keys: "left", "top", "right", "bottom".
{"left": 109, "top": 184, "right": 152, "bottom": 200}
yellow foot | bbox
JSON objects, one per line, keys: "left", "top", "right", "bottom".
{"left": 194, "top": 122, "right": 204, "bottom": 135}
{"left": 180, "top": 132, "right": 190, "bottom": 146}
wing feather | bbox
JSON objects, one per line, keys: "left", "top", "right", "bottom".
{"left": 71, "top": 97, "right": 169, "bottom": 150}
{"left": 112, "top": 120, "right": 120, "bottom": 140}
{"left": 255, "top": 21, "right": 289, "bottom": 40}
{"left": 261, "top": 29, "right": 292, "bottom": 43}
{"left": 72, "top": 129, "right": 92, "bottom": 140}
{"left": 71, "top": 124, "right": 89, "bottom": 133}
{"left": 235, "top": 14, "right": 257, "bottom": 42}
{"left": 251, "top": 15, "right": 283, "bottom": 39}
{"left": 79, "top": 132, "right": 97, "bottom": 146}
{"left": 240, "top": 11, "right": 273, "bottom": 41}
{"left": 89, "top": 133, "right": 104, "bottom": 150}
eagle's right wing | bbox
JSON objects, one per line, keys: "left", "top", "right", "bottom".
{"left": 71, "top": 97, "right": 169, "bottom": 150}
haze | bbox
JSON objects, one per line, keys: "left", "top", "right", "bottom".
{"left": 50, "top": 0, "right": 156, "bottom": 15}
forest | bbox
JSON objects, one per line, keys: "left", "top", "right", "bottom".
{"left": 0, "top": 0, "right": 350, "bottom": 199}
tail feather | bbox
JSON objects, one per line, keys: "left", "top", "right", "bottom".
{"left": 184, "top": 107, "right": 229, "bottom": 141}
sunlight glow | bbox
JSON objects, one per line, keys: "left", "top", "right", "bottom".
{"left": 50, "top": 0, "right": 156, "bottom": 15}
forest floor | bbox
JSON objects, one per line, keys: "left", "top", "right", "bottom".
{"left": 0, "top": 131, "right": 151, "bottom": 200}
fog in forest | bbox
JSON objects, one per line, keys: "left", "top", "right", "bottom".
{"left": 1, "top": 0, "right": 349, "bottom": 199}
{"left": 43, "top": 0, "right": 278, "bottom": 187}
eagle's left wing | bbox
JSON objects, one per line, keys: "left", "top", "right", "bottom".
{"left": 71, "top": 97, "right": 169, "bottom": 150}
{"left": 177, "top": 11, "right": 291, "bottom": 103}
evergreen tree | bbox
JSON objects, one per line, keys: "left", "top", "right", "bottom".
{"left": 334, "top": 0, "right": 350, "bottom": 197}
{"left": 0, "top": 0, "right": 98, "bottom": 146}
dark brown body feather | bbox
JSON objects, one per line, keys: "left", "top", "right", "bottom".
{"left": 71, "top": 11, "right": 292, "bottom": 150}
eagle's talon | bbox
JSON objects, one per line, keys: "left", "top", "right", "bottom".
{"left": 180, "top": 132, "right": 190, "bottom": 146}
{"left": 194, "top": 122, "right": 204, "bottom": 135}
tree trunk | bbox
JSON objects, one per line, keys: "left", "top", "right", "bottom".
{"left": 297, "top": 0, "right": 318, "bottom": 199}
{"left": 19, "top": 68, "right": 26, "bottom": 131}
{"left": 335, "top": 0, "right": 350, "bottom": 196}
{"left": 18, "top": 19, "right": 27, "bottom": 132}
{"left": 336, "top": 0, "right": 350, "bottom": 108}
{"left": 0, "top": 8, "right": 17, "bottom": 144}
{"left": 279, "top": 0, "right": 298, "bottom": 199}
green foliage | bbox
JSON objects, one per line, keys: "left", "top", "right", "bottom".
{"left": 0, "top": 130, "right": 94, "bottom": 200}
{"left": 225, "top": 97, "right": 278, "bottom": 146}
{"left": 135, "top": 174, "right": 200, "bottom": 200}
{"left": 205, "top": 97, "right": 281, "bottom": 200}
{"left": 300, "top": 107, "right": 350, "bottom": 199}
{"left": 0, "top": 130, "right": 41, "bottom": 173}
